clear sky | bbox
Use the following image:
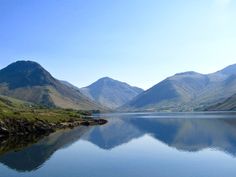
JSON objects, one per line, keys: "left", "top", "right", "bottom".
{"left": 0, "top": 0, "right": 236, "bottom": 89}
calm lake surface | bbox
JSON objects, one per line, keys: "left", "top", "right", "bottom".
{"left": 1, "top": 112, "right": 236, "bottom": 177}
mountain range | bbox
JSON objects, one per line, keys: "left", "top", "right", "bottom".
{"left": 123, "top": 64, "right": 236, "bottom": 111}
{"left": 0, "top": 60, "right": 236, "bottom": 112}
{"left": 0, "top": 61, "right": 143, "bottom": 111}
{"left": 0, "top": 61, "right": 104, "bottom": 110}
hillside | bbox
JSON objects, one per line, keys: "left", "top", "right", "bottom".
{"left": 206, "top": 94, "right": 236, "bottom": 111}
{"left": 0, "top": 95, "right": 82, "bottom": 121}
{"left": 0, "top": 94, "right": 107, "bottom": 137}
{"left": 81, "top": 77, "right": 143, "bottom": 109}
{"left": 123, "top": 64, "right": 236, "bottom": 112}
{"left": 0, "top": 61, "right": 104, "bottom": 111}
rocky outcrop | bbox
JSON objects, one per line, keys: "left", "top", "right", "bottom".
{"left": 0, "top": 118, "right": 107, "bottom": 138}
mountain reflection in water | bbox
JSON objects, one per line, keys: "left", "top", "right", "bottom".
{"left": 1, "top": 112, "right": 236, "bottom": 172}
{"left": 0, "top": 126, "right": 91, "bottom": 172}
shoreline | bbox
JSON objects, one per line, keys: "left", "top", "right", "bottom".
{"left": 0, "top": 117, "right": 107, "bottom": 138}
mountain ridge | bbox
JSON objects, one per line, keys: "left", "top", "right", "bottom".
{"left": 81, "top": 77, "right": 143, "bottom": 109}
{"left": 122, "top": 64, "right": 236, "bottom": 112}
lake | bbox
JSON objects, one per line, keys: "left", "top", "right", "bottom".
{"left": 1, "top": 112, "right": 236, "bottom": 177}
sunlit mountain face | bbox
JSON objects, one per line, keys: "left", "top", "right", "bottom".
{"left": 123, "top": 64, "right": 236, "bottom": 112}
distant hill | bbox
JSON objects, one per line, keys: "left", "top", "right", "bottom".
{"left": 0, "top": 61, "right": 104, "bottom": 110}
{"left": 81, "top": 77, "right": 143, "bottom": 109}
{"left": 123, "top": 64, "right": 236, "bottom": 112}
{"left": 206, "top": 94, "right": 236, "bottom": 111}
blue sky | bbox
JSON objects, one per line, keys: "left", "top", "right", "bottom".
{"left": 0, "top": 0, "right": 236, "bottom": 89}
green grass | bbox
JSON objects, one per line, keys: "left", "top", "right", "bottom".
{"left": 0, "top": 95, "right": 91, "bottom": 123}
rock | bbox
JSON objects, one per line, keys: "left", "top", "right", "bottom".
{"left": 0, "top": 117, "right": 107, "bottom": 137}
{"left": 0, "top": 126, "right": 9, "bottom": 135}
{"left": 96, "top": 119, "right": 108, "bottom": 125}
{"left": 81, "top": 121, "right": 90, "bottom": 126}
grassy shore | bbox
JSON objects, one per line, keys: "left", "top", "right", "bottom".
{"left": 0, "top": 95, "right": 92, "bottom": 122}
{"left": 0, "top": 95, "right": 106, "bottom": 137}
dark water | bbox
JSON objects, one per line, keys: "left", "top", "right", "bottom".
{"left": 1, "top": 112, "right": 236, "bottom": 177}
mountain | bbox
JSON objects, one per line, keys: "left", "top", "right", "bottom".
{"left": 60, "top": 80, "right": 80, "bottom": 91}
{"left": 206, "top": 93, "right": 236, "bottom": 111}
{"left": 123, "top": 64, "right": 236, "bottom": 111}
{"left": 0, "top": 61, "right": 103, "bottom": 110}
{"left": 81, "top": 77, "right": 143, "bottom": 109}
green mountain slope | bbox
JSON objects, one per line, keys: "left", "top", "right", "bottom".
{"left": 0, "top": 61, "right": 104, "bottom": 110}
{"left": 81, "top": 77, "right": 143, "bottom": 109}
{"left": 0, "top": 94, "right": 67, "bottom": 121}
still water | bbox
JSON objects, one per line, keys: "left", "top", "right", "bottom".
{"left": 1, "top": 112, "right": 236, "bottom": 177}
